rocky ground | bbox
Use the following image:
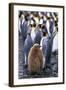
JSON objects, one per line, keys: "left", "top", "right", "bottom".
{"left": 18, "top": 36, "right": 58, "bottom": 79}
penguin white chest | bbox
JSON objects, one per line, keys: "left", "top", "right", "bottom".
{"left": 31, "top": 30, "right": 36, "bottom": 42}
{"left": 52, "top": 33, "right": 58, "bottom": 52}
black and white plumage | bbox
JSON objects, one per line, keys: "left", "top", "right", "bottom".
{"left": 52, "top": 31, "right": 58, "bottom": 53}
{"left": 24, "top": 33, "right": 33, "bottom": 66}
{"left": 34, "top": 28, "right": 42, "bottom": 44}
{"left": 41, "top": 36, "right": 53, "bottom": 68}
{"left": 20, "top": 18, "right": 29, "bottom": 44}
{"left": 31, "top": 27, "right": 36, "bottom": 43}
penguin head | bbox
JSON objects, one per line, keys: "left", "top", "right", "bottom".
{"left": 33, "top": 44, "right": 41, "bottom": 49}
{"left": 19, "top": 11, "right": 23, "bottom": 18}
{"left": 21, "top": 13, "right": 24, "bottom": 19}
{"left": 41, "top": 24, "right": 46, "bottom": 29}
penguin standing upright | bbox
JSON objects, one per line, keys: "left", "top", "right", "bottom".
{"left": 30, "top": 21, "right": 36, "bottom": 43}
{"left": 34, "top": 25, "right": 42, "bottom": 44}
{"left": 28, "top": 44, "right": 43, "bottom": 75}
{"left": 18, "top": 13, "right": 22, "bottom": 37}
{"left": 24, "top": 32, "right": 33, "bottom": 66}
{"left": 40, "top": 28, "right": 47, "bottom": 52}
{"left": 40, "top": 30, "right": 48, "bottom": 69}
{"left": 20, "top": 13, "right": 29, "bottom": 44}
{"left": 44, "top": 13, "right": 54, "bottom": 68}
{"left": 40, "top": 12, "right": 54, "bottom": 68}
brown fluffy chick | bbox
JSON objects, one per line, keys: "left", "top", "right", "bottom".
{"left": 28, "top": 44, "right": 43, "bottom": 75}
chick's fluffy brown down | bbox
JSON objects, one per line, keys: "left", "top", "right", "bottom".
{"left": 28, "top": 44, "right": 43, "bottom": 75}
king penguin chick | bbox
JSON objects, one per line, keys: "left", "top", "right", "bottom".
{"left": 28, "top": 43, "right": 43, "bottom": 75}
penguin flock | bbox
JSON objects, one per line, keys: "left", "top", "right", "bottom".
{"left": 19, "top": 11, "right": 58, "bottom": 75}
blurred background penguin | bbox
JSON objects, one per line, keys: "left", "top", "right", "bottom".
{"left": 24, "top": 32, "right": 33, "bottom": 67}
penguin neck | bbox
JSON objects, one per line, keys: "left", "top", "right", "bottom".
{"left": 34, "top": 17, "right": 38, "bottom": 23}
